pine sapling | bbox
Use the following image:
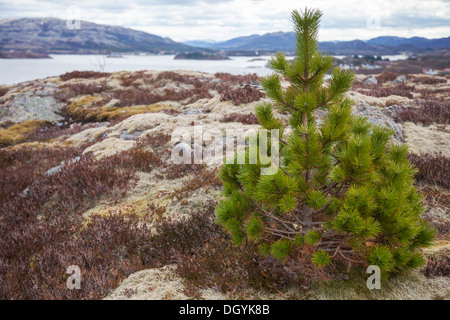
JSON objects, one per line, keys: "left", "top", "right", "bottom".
{"left": 215, "top": 8, "right": 435, "bottom": 278}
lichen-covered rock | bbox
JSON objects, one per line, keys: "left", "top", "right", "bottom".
{"left": 403, "top": 122, "right": 450, "bottom": 156}
{"left": 310, "top": 270, "right": 449, "bottom": 300}
{"left": 104, "top": 265, "right": 226, "bottom": 300}
{"left": 353, "top": 103, "right": 403, "bottom": 141}
{"left": 1, "top": 91, "right": 65, "bottom": 123}
{"left": 363, "top": 75, "right": 378, "bottom": 85}
{"left": 82, "top": 137, "right": 136, "bottom": 159}
{"left": 347, "top": 91, "right": 412, "bottom": 107}
{"left": 65, "top": 126, "right": 110, "bottom": 146}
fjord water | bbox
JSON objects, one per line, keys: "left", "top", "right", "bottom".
{"left": 0, "top": 54, "right": 275, "bottom": 85}
{"left": 0, "top": 54, "right": 409, "bottom": 85}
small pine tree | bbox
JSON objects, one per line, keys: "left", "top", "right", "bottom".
{"left": 215, "top": 8, "right": 435, "bottom": 278}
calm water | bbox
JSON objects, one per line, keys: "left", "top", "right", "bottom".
{"left": 0, "top": 54, "right": 275, "bottom": 85}
{"left": 0, "top": 54, "right": 409, "bottom": 85}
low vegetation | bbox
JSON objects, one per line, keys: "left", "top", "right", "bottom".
{"left": 423, "top": 253, "right": 450, "bottom": 278}
{"left": 220, "top": 86, "right": 264, "bottom": 105}
{"left": 63, "top": 98, "right": 175, "bottom": 122}
{"left": 214, "top": 72, "right": 259, "bottom": 85}
{"left": 221, "top": 112, "right": 259, "bottom": 124}
{"left": 352, "top": 82, "right": 415, "bottom": 99}
{"left": 0, "top": 120, "right": 50, "bottom": 147}
{"left": 0, "top": 86, "right": 9, "bottom": 98}
{"left": 58, "top": 82, "right": 109, "bottom": 100}
{"left": 59, "top": 71, "right": 110, "bottom": 82}
{"left": 408, "top": 153, "right": 450, "bottom": 188}
{"left": 395, "top": 100, "right": 450, "bottom": 125}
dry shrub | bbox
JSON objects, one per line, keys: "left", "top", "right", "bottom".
{"left": 395, "top": 100, "right": 450, "bottom": 125}
{"left": 221, "top": 112, "right": 259, "bottom": 124}
{"left": 420, "top": 186, "right": 449, "bottom": 211}
{"left": 0, "top": 143, "right": 161, "bottom": 299}
{"left": 0, "top": 211, "right": 153, "bottom": 299}
{"left": 117, "top": 71, "right": 224, "bottom": 106}
{"left": 221, "top": 87, "right": 264, "bottom": 105}
{"left": 423, "top": 255, "right": 450, "bottom": 278}
{"left": 0, "top": 87, "right": 9, "bottom": 98}
{"left": 26, "top": 123, "right": 101, "bottom": 142}
{"left": 170, "top": 167, "right": 222, "bottom": 201}
{"left": 0, "top": 144, "right": 85, "bottom": 202}
{"left": 376, "top": 71, "right": 399, "bottom": 83}
{"left": 176, "top": 237, "right": 305, "bottom": 294}
{"left": 214, "top": 73, "right": 259, "bottom": 85}
{"left": 112, "top": 87, "right": 212, "bottom": 108}
{"left": 138, "top": 132, "right": 171, "bottom": 149}
{"left": 355, "top": 83, "right": 415, "bottom": 99}
{"left": 384, "top": 99, "right": 399, "bottom": 107}
{"left": 421, "top": 211, "right": 449, "bottom": 240}
{"left": 411, "top": 76, "right": 447, "bottom": 85}
{"left": 60, "top": 71, "right": 110, "bottom": 81}
{"left": 164, "top": 162, "right": 206, "bottom": 180}
{"left": 419, "top": 186, "right": 449, "bottom": 239}
{"left": 416, "top": 87, "right": 450, "bottom": 98}
{"left": 0, "top": 147, "right": 305, "bottom": 299}
{"left": 140, "top": 203, "right": 221, "bottom": 267}
{"left": 408, "top": 153, "right": 449, "bottom": 188}
{"left": 59, "top": 82, "right": 109, "bottom": 100}
{"left": 109, "top": 148, "right": 162, "bottom": 172}
{"left": 155, "top": 71, "right": 204, "bottom": 87}
{"left": 0, "top": 120, "right": 50, "bottom": 147}
{"left": 65, "top": 102, "right": 175, "bottom": 123}
{"left": 142, "top": 203, "right": 307, "bottom": 295}
{"left": 120, "top": 71, "right": 150, "bottom": 87}
{"left": 170, "top": 204, "right": 307, "bottom": 294}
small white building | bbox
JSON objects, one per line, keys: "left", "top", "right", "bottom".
{"left": 422, "top": 68, "right": 438, "bottom": 75}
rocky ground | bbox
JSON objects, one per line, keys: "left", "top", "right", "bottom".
{"left": 0, "top": 69, "right": 448, "bottom": 300}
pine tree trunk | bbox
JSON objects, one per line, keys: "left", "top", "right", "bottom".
{"left": 302, "top": 204, "right": 313, "bottom": 233}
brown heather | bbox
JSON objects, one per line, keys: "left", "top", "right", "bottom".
{"left": 408, "top": 153, "right": 450, "bottom": 188}
{"left": 59, "top": 71, "right": 110, "bottom": 82}
{"left": 419, "top": 186, "right": 449, "bottom": 240}
{"left": 112, "top": 86, "right": 213, "bottom": 108}
{"left": 0, "top": 141, "right": 161, "bottom": 298}
{"left": 411, "top": 76, "right": 447, "bottom": 85}
{"left": 214, "top": 72, "right": 259, "bottom": 85}
{"left": 25, "top": 123, "right": 101, "bottom": 142}
{"left": 395, "top": 100, "right": 450, "bottom": 125}
{"left": 375, "top": 71, "right": 400, "bottom": 83}
{"left": 51, "top": 71, "right": 262, "bottom": 124}
{"left": 58, "top": 82, "right": 110, "bottom": 100}
{"left": 0, "top": 145, "right": 85, "bottom": 202}
{"left": 0, "top": 87, "right": 8, "bottom": 98}
{"left": 352, "top": 82, "right": 415, "bottom": 99}
{"left": 220, "top": 86, "right": 265, "bottom": 105}
{"left": 221, "top": 112, "right": 259, "bottom": 124}
{"left": 423, "top": 254, "right": 450, "bottom": 278}
{"left": 0, "top": 141, "right": 301, "bottom": 299}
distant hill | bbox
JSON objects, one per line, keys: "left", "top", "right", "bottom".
{"left": 2, "top": 18, "right": 448, "bottom": 56}
{"left": 0, "top": 18, "right": 195, "bottom": 54}
{"left": 367, "top": 36, "right": 450, "bottom": 49}
{"left": 186, "top": 32, "right": 450, "bottom": 55}
{"left": 182, "top": 40, "right": 221, "bottom": 48}
{"left": 188, "top": 32, "right": 295, "bottom": 51}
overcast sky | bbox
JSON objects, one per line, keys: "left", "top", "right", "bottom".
{"left": 0, "top": 0, "right": 449, "bottom": 42}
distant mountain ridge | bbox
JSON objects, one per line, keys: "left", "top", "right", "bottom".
{"left": 1, "top": 17, "right": 448, "bottom": 56}
{"left": 0, "top": 18, "right": 195, "bottom": 54}
{"left": 184, "top": 33, "right": 450, "bottom": 55}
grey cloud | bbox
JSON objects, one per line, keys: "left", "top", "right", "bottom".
{"left": 0, "top": 0, "right": 449, "bottom": 41}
